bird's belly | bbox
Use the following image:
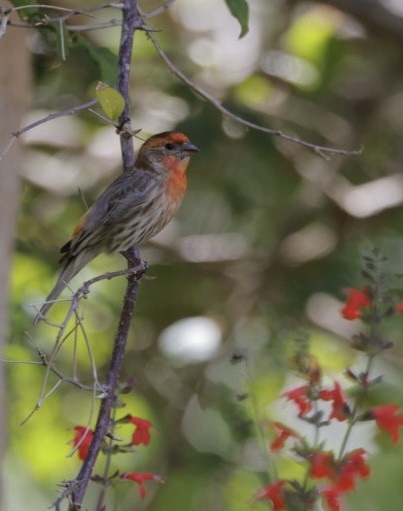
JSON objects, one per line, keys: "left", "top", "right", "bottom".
{"left": 106, "top": 199, "right": 181, "bottom": 253}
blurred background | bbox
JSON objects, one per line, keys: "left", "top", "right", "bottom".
{"left": 2, "top": 0, "right": 403, "bottom": 509}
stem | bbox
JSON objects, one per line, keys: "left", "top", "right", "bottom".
{"left": 338, "top": 254, "right": 383, "bottom": 459}
{"left": 300, "top": 400, "right": 321, "bottom": 511}
{"left": 244, "top": 357, "right": 276, "bottom": 482}
{"left": 338, "top": 354, "right": 374, "bottom": 459}
{"left": 95, "top": 406, "right": 118, "bottom": 511}
{"left": 116, "top": 0, "right": 140, "bottom": 170}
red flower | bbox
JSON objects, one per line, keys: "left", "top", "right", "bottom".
{"left": 256, "top": 480, "right": 286, "bottom": 510}
{"left": 283, "top": 385, "right": 312, "bottom": 417}
{"left": 270, "top": 422, "right": 300, "bottom": 452}
{"left": 341, "top": 288, "right": 370, "bottom": 320}
{"left": 319, "top": 381, "right": 349, "bottom": 421}
{"left": 122, "top": 472, "right": 157, "bottom": 500}
{"left": 336, "top": 449, "right": 370, "bottom": 492}
{"left": 310, "top": 451, "right": 335, "bottom": 479}
{"left": 311, "top": 449, "right": 369, "bottom": 489}
{"left": 72, "top": 426, "right": 93, "bottom": 461}
{"left": 315, "top": 449, "right": 370, "bottom": 510}
{"left": 395, "top": 302, "right": 403, "bottom": 314}
{"left": 370, "top": 404, "right": 403, "bottom": 444}
{"left": 127, "top": 416, "right": 153, "bottom": 446}
{"left": 321, "top": 485, "right": 342, "bottom": 511}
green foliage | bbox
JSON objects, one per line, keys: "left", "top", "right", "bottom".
{"left": 9, "top": 0, "right": 39, "bottom": 18}
{"left": 79, "top": 42, "right": 119, "bottom": 85}
{"left": 224, "top": 0, "right": 249, "bottom": 38}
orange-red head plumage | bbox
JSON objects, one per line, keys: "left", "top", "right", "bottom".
{"left": 136, "top": 131, "right": 199, "bottom": 174}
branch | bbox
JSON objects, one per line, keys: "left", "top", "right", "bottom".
{"left": 68, "top": 249, "right": 145, "bottom": 509}
{"left": 144, "top": 23, "right": 361, "bottom": 158}
{"left": 143, "top": 0, "right": 176, "bottom": 19}
{"left": 4, "top": 2, "right": 125, "bottom": 27}
{"left": 0, "top": 99, "right": 98, "bottom": 164}
{"left": 116, "top": 0, "right": 141, "bottom": 169}
{"left": 57, "top": 1, "right": 143, "bottom": 508}
{"left": 4, "top": 0, "right": 174, "bottom": 33}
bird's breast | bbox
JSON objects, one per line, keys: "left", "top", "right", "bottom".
{"left": 164, "top": 155, "right": 188, "bottom": 205}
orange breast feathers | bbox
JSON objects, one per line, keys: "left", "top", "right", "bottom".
{"left": 163, "top": 154, "right": 189, "bottom": 204}
{"left": 71, "top": 212, "right": 88, "bottom": 240}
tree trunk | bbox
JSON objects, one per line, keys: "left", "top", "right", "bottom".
{"left": 0, "top": 3, "right": 31, "bottom": 504}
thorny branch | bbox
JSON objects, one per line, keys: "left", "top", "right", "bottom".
{"left": 19, "top": 264, "right": 145, "bottom": 430}
{"left": 55, "top": 251, "right": 146, "bottom": 510}
{"left": 143, "top": 23, "right": 361, "bottom": 158}
{"left": 1, "top": 0, "right": 174, "bottom": 33}
{"left": 54, "top": 1, "right": 144, "bottom": 507}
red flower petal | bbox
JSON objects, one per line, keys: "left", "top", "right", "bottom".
{"left": 283, "top": 385, "right": 312, "bottom": 417}
{"left": 122, "top": 472, "right": 155, "bottom": 500}
{"left": 310, "top": 451, "right": 335, "bottom": 480}
{"left": 371, "top": 404, "right": 403, "bottom": 444}
{"left": 256, "top": 480, "right": 287, "bottom": 510}
{"left": 72, "top": 426, "right": 93, "bottom": 461}
{"left": 319, "top": 381, "right": 349, "bottom": 422}
{"left": 336, "top": 449, "right": 370, "bottom": 492}
{"left": 341, "top": 288, "right": 371, "bottom": 320}
{"left": 127, "top": 416, "right": 153, "bottom": 446}
{"left": 321, "top": 485, "right": 343, "bottom": 511}
{"left": 270, "top": 422, "right": 299, "bottom": 452}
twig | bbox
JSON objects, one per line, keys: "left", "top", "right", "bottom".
{"left": 65, "top": 19, "right": 122, "bottom": 32}
{"left": 5, "top": 0, "right": 173, "bottom": 33}
{"left": 0, "top": 10, "right": 9, "bottom": 38}
{"left": 14, "top": 99, "right": 98, "bottom": 137}
{"left": 22, "top": 264, "right": 146, "bottom": 427}
{"left": 0, "top": 99, "right": 98, "bottom": 164}
{"left": 8, "top": 2, "right": 124, "bottom": 25}
{"left": 143, "top": 0, "right": 176, "bottom": 19}
{"left": 144, "top": 26, "right": 361, "bottom": 158}
{"left": 1, "top": 347, "right": 98, "bottom": 392}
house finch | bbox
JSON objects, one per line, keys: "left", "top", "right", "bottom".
{"left": 34, "top": 131, "right": 199, "bottom": 323}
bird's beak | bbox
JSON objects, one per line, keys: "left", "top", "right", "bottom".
{"left": 182, "top": 142, "right": 199, "bottom": 154}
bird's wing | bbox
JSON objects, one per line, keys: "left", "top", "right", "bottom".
{"left": 62, "top": 171, "right": 160, "bottom": 258}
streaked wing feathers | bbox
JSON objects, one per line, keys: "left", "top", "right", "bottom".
{"left": 63, "top": 171, "right": 160, "bottom": 259}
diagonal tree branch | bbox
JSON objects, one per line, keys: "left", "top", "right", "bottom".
{"left": 144, "top": 25, "right": 361, "bottom": 158}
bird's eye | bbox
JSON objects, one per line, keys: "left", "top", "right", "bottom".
{"left": 165, "top": 142, "right": 175, "bottom": 151}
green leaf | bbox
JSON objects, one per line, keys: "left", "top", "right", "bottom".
{"left": 224, "top": 0, "right": 249, "bottom": 38}
{"left": 78, "top": 40, "right": 118, "bottom": 84}
{"left": 95, "top": 82, "right": 125, "bottom": 121}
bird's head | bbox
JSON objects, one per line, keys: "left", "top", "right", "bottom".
{"left": 137, "top": 131, "right": 199, "bottom": 174}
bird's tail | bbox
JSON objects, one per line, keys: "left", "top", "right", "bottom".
{"left": 34, "top": 248, "right": 99, "bottom": 324}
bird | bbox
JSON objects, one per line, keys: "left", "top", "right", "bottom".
{"left": 34, "top": 131, "right": 199, "bottom": 323}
